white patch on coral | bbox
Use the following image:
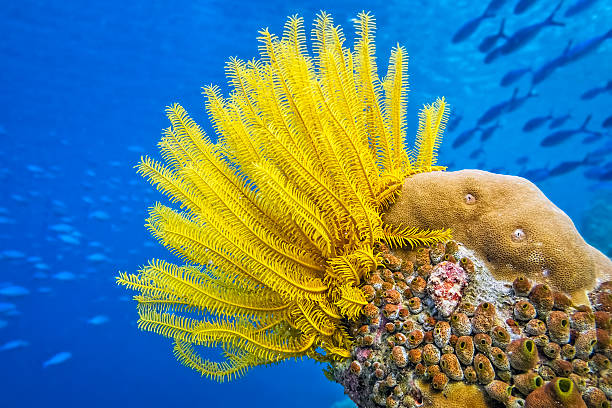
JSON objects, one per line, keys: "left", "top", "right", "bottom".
{"left": 455, "top": 243, "right": 514, "bottom": 319}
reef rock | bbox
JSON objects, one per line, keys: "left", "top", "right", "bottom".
{"left": 329, "top": 242, "right": 612, "bottom": 408}
{"left": 383, "top": 170, "right": 612, "bottom": 301}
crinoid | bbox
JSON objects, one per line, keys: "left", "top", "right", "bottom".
{"left": 117, "top": 12, "right": 451, "bottom": 382}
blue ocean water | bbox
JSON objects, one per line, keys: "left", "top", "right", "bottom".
{"left": 0, "top": 0, "right": 610, "bottom": 407}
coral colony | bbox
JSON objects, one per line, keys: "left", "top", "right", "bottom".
{"left": 330, "top": 242, "right": 612, "bottom": 408}
{"left": 118, "top": 13, "right": 612, "bottom": 408}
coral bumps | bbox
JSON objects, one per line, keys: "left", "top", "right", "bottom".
{"left": 383, "top": 170, "right": 612, "bottom": 300}
{"left": 116, "top": 13, "right": 452, "bottom": 380}
{"left": 331, "top": 243, "right": 612, "bottom": 408}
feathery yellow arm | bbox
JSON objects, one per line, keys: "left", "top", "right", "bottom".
{"left": 118, "top": 12, "right": 451, "bottom": 382}
{"left": 354, "top": 12, "right": 394, "bottom": 173}
{"left": 139, "top": 260, "right": 290, "bottom": 319}
{"left": 382, "top": 223, "right": 453, "bottom": 248}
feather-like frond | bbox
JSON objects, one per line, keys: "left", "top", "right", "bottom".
{"left": 191, "top": 318, "right": 316, "bottom": 360}
{"left": 412, "top": 97, "right": 448, "bottom": 172}
{"left": 173, "top": 339, "right": 257, "bottom": 382}
{"left": 382, "top": 223, "right": 453, "bottom": 248}
{"left": 118, "top": 12, "right": 452, "bottom": 381}
{"left": 335, "top": 284, "right": 368, "bottom": 319}
{"left": 385, "top": 45, "right": 414, "bottom": 177}
{"left": 137, "top": 307, "right": 200, "bottom": 342}
{"left": 354, "top": 12, "right": 394, "bottom": 173}
{"left": 139, "top": 259, "right": 290, "bottom": 320}
{"left": 291, "top": 300, "right": 337, "bottom": 337}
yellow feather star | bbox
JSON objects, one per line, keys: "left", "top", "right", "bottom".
{"left": 116, "top": 11, "right": 452, "bottom": 381}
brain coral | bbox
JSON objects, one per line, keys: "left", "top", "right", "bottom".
{"left": 383, "top": 170, "right": 612, "bottom": 300}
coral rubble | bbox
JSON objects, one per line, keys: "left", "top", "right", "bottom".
{"left": 328, "top": 242, "right": 612, "bottom": 408}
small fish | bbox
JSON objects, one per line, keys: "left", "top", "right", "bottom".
{"left": 1, "top": 250, "right": 25, "bottom": 259}
{"left": 581, "top": 87, "right": 603, "bottom": 100}
{"left": 89, "top": 210, "right": 110, "bottom": 221}
{"left": 486, "top": 0, "right": 509, "bottom": 13}
{"left": 26, "top": 164, "right": 43, "bottom": 173}
{"left": 500, "top": 67, "right": 531, "bottom": 87}
{"left": 479, "top": 19, "right": 507, "bottom": 53}
{"left": 58, "top": 234, "right": 80, "bottom": 245}
{"left": 499, "top": 1, "right": 565, "bottom": 55}
{"left": 516, "top": 156, "right": 530, "bottom": 165}
{"left": 564, "top": 0, "right": 597, "bottom": 17}
{"left": 43, "top": 351, "right": 72, "bottom": 368}
{"left": 452, "top": 8, "right": 496, "bottom": 43}
{"left": 49, "top": 224, "right": 74, "bottom": 233}
{"left": 0, "top": 216, "right": 15, "bottom": 225}
{"left": 531, "top": 53, "right": 567, "bottom": 85}
{"left": 480, "top": 122, "right": 501, "bottom": 142}
{"left": 484, "top": 45, "right": 504, "bottom": 64}
{"left": 540, "top": 115, "right": 592, "bottom": 147}
{"left": 469, "top": 148, "right": 484, "bottom": 159}
{"left": 549, "top": 160, "right": 585, "bottom": 176}
{"left": 583, "top": 132, "right": 603, "bottom": 144}
{"left": 446, "top": 112, "right": 463, "bottom": 132}
{"left": 87, "top": 315, "right": 110, "bottom": 325}
{"left": 87, "top": 253, "right": 109, "bottom": 263}
{"left": 452, "top": 127, "right": 481, "bottom": 148}
{"left": 521, "top": 167, "right": 550, "bottom": 182}
{"left": 0, "top": 302, "right": 16, "bottom": 313}
{"left": 590, "top": 167, "right": 612, "bottom": 182}
{"left": 0, "top": 285, "right": 30, "bottom": 297}
{"left": 0, "top": 339, "right": 29, "bottom": 352}
{"left": 585, "top": 142, "right": 612, "bottom": 164}
{"left": 581, "top": 80, "right": 612, "bottom": 100}
{"left": 585, "top": 166, "right": 611, "bottom": 180}
{"left": 523, "top": 114, "right": 553, "bottom": 132}
{"left": 127, "top": 145, "right": 145, "bottom": 153}
{"left": 507, "top": 88, "right": 537, "bottom": 112}
{"left": 603, "top": 115, "right": 612, "bottom": 128}
{"left": 53, "top": 271, "right": 76, "bottom": 281}
{"left": 478, "top": 90, "right": 515, "bottom": 125}
{"left": 514, "top": 0, "right": 538, "bottom": 14}
{"left": 531, "top": 39, "right": 574, "bottom": 85}
{"left": 549, "top": 113, "right": 572, "bottom": 128}
{"left": 543, "top": 122, "right": 590, "bottom": 147}
{"left": 562, "top": 29, "right": 612, "bottom": 65}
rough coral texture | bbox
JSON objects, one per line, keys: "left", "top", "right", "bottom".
{"left": 328, "top": 243, "right": 612, "bottom": 408}
{"left": 382, "top": 170, "right": 612, "bottom": 300}
{"left": 427, "top": 261, "right": 468, "bottom": 317}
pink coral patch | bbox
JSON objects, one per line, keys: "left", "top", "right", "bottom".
{"left": 427, "top": 261, "right": 468, "bottom": 317}
{"left": 356, "top": 347, "right": 372, "bottom": 362}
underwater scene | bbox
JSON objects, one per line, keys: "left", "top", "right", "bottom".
{"left": 1, "top": 0, "right": 612, "bottom": 407}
